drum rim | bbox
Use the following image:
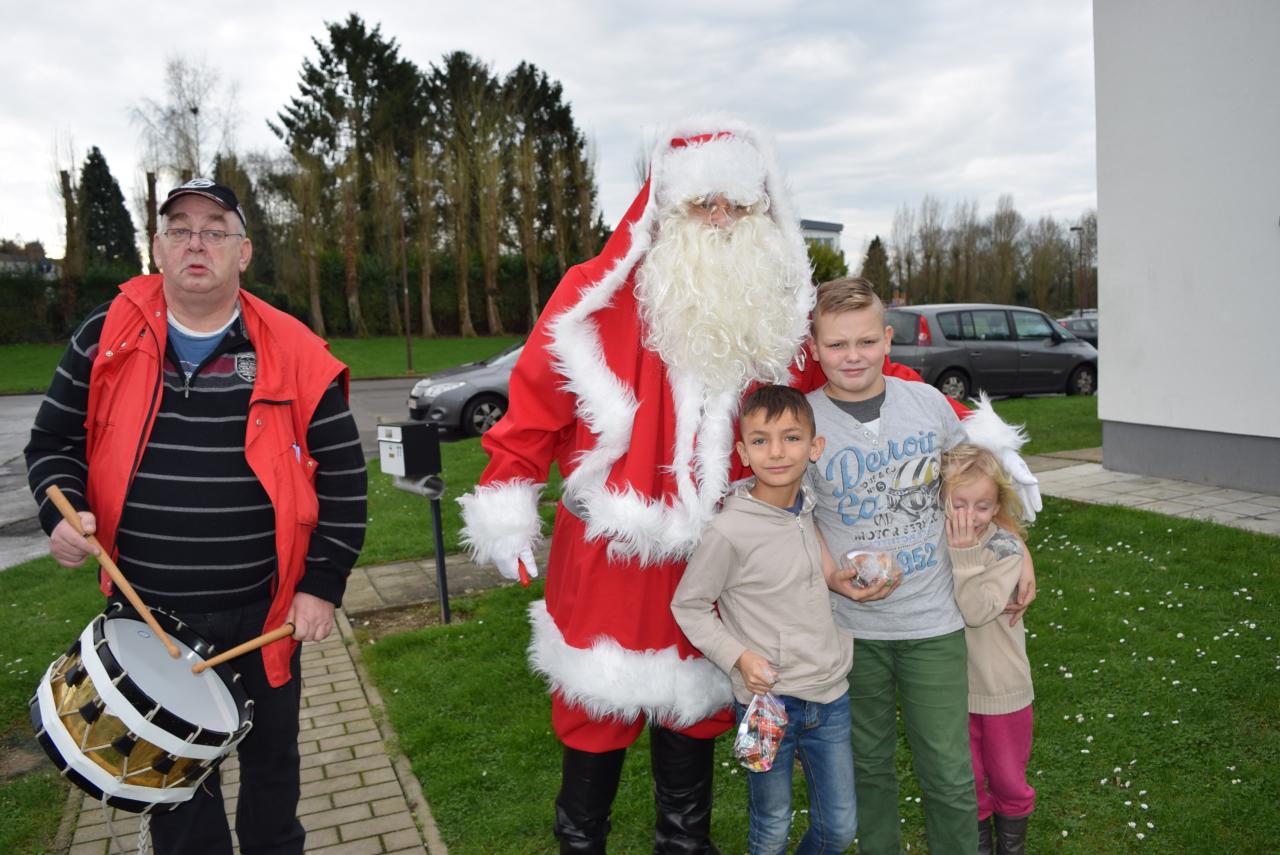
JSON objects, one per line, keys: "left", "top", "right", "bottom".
{"left": 96, "top": 603, "right": 252, "bottom": 746}
{"left": 28, "top": 693, "right": 197, "bottom": 814}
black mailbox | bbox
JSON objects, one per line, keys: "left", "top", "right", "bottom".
{"left": 377, "top": 421, "right": 441, "bottom": 478}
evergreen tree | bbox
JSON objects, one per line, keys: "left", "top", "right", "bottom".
{"left": 78, "top": 147, "right": 141, "bottom": 271}
{"left": 859, "top": 236, "right": 893, "bottom": 294}
{"left": 807, "top": 240, "right": 848, "bottom": 285}
{"left": 214, "top": 154, "right": 275, "bottom": 291}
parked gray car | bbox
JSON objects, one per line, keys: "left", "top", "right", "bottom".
{"left": 407, "top": 341, "right": 524, "bottom": 436}
{"left": 1057, "top": 314, "right": 1099, "bottom": 348}
{"left": 886, "top": 303, "right": 1098, "bottom": 399}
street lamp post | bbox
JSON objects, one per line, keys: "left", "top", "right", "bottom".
{"left": 1069, "top": 225, "right": 1087, "bottom": 314}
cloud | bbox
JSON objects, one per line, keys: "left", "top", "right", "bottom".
{"left": 0, "top": 0, "right": 1096, "bottom": 261}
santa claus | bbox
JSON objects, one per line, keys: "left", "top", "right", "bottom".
{"left": 458, "top": 117, "right": 1041, "bottom": 853}
{"left": 459, "top": 118, "right": 812, "bottom": 853}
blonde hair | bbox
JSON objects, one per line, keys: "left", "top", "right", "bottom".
{"left": 941, "top": 443, "right": 1026, "bottom": 538}
{"left": 812, "top": 276, "right": 884, "bottom": 334}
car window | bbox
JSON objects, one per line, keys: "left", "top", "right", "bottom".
{"left": 1013, "top": 311, "right": 1055, "bottom": 340}
{"left": 937, "top": 311, "right": 963, "bottom": 340}
{"left": 970, "top": 310, "right": 1011, "bottom": 341}
{"left": 886, "top": 311, "right": 919, "bottom": 345}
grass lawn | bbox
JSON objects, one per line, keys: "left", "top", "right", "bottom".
{"left": 0, "top": 335, "right": 523, "bottom": 394}
{"left": 361, "top": 497, "right": 1279, "bottom": 853}
{"left": 361, "top": 441, "right": 562, "bottom": 567}
{"left": 0, "top": 557, "right": 110, "bottom": 854}
{"left": 988, "top": 395, "right": 1100, "bottom": 456}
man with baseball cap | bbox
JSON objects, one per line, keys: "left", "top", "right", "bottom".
{"left": 26, "top": 178, "right": 368, "bottom": 854}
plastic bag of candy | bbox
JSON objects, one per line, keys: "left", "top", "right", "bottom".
{"left": 841, "top": 549, "right": 901, "bottom": 588}
{"left": 733, "top": 693, "right": 788, "bottom": 772}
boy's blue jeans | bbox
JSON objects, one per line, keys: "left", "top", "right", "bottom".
{"left": 736, "top": 691, "right": 857, "bottom": 855}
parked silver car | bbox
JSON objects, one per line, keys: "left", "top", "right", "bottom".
{"left": 407, "top": 341, "right": 523, "bottom": 436}
{"left": 886, "top": 304, "right": 1098, "bottom": 399}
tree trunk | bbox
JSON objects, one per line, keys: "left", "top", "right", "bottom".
{"left": 342, "top": 180, "right": 366, "bottom": 337}
{"left": 59, "top": 170, "right": 81, "bottom": 323}
{"left": 145, "top": 172, "right": 159, "bottom": 273}
{"left": 307, "top": 247, "right": 325, "bottom": 337}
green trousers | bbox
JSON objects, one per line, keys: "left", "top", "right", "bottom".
{"left": 849, "top": 630, "right": 977, "bottom": 855}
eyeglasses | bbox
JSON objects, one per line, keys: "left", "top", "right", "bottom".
{"left": 690, "top": 198, "right": 756, "bottom": 221}
{"left": 160, "top": 228, "right": 245, "bottom": 246}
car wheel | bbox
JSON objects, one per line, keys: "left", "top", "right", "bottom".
{"left": 1067, "top": 364, "right": 1097, "bottom": 396}
{"left": 463, "top": 394, "right": 507, "bottom": 436}
{"left": 935, "top": 370, "right": 970, "bottom": 401}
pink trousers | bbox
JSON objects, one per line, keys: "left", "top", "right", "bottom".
{"left": 969, "top": 705, "right": 1035, "bottom": 820}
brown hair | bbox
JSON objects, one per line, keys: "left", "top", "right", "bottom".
{"left": 740, "top": 385, "right": 815, "bottom": 436}
{"left": 812, "top": 276, "right": 884, "bottom": 334}
{"left": 940, "top": 443, "right": 1026, "bottom": 538}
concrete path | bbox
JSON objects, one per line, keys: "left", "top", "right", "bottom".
{"left": 62, "top": 612, "right": 447, "bottom": 855}
{"left": 1027, "top": 448, "right": 1280, "bottom": 536}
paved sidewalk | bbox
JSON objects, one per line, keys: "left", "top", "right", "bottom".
{"left": 1026, "top": 448, "right": 1280, "bottom": 536}
{"left": 62, "top": 612, "right": 446, "bottom": 855}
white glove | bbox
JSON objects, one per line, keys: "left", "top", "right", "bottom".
{"left": 1000, "top": 448, "right": 1043, "bottom": 523}
{"left": 494, "top": 547, "right": 539, "bottom": 583}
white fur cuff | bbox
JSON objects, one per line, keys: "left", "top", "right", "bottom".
{"left": 962, "top": 393, "right": 1029, "bottom": 457}
{"left": 457, "top": 480, "right": 544, "bottom": 566}
{"left": 527, "top": 600, "right": 733, "bottom": 728}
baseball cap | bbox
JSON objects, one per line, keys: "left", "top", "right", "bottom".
{"left": 159, "top": 178, "right": 247, "bottom": 229}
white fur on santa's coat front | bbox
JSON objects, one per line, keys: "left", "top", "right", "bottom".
{"left": 535, "top": 114, "right": 812, "bottom": 565}
{"left": 526, "top": 599, "right": 734, "bottom": 727}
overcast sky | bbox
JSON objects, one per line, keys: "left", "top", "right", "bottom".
{"left": 0, "top": 1, "right": 1096, "bottom": 261}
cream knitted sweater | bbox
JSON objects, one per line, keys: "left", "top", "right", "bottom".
{"left": 948, "top": 524, "right": 1034, "bottom": 715}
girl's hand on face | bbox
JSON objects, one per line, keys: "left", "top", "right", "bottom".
{"left": 946, "top": 505, "right": 980, "bottom": 549}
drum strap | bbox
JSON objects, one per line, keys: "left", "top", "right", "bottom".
{"left": 98, "top": 794, "right": 152, "bottom": 855}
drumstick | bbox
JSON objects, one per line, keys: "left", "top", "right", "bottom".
{"left": 192, "top": 623, "right": 295, "bottom": 674}
{"left": 45, "top": 485, "right": 181, "bottom": 659}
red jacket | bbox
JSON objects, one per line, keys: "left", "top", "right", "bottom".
{"left": 85, "top": 275, "right": 347, "bottom": 686}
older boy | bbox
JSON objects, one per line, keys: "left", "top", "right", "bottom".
{"left": 806, "top": 277, "right": 976, "bottom": 855}
{"left": 674, "top": 385, "right": 871, "bottom": 855}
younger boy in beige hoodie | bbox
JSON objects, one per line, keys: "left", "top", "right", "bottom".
{"left": 674, "top": 385, "right": 878, "bottom": 855}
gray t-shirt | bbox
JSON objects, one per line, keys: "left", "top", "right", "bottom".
{"left": 806, "top": 378, "right": 966, "bottom": 640}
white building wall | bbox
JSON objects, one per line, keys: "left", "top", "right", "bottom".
{"left": 1094, "top": 0, "right": 1280, "bottom": 490}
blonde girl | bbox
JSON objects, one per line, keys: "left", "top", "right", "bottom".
{"left": 941, "top": 443, "right": 1034, "bottom": 855}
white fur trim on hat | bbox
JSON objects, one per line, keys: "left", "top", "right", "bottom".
{"left": 657, "top": 135, "right": 767, "bottom": 212}
{"left": 526, "top": 599, "right": 733, "bottom": 727}
{"left": 457, "top": 479, "right": 544, "bottom": 565}
{"left": 961, "top": 393, "right": 1029, "bottom": 456}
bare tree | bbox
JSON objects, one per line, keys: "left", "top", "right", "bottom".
{"left": 950, "top": 199, "right": 981, "bottom": 302}
{"left": 442, "top": 133, "right": 476, "bottom": 337}
{"left": 632, "top": 141, "right": 651, "bottom": 191}
{"left": 547, "top": 145, "right": 570, "bottom": 276}
{"left": 989, "top": 194, "right": 1023, "bottom": 305}
{"left": 411, "top": 138, "right": 438, "bottom": 337}
{"left": 512, "top": 132, "right": 542, "bottom": 327}
{"left": 372, "top": 142, "right": 403, "bottom": 336}
{"left": 131, "top": 56, "right": 240, "bottom": 182}
{"left": 574, "top": 140, "right": 598, "bottom": 258}
{"left": 889, "top": 203, "right": 915, "bottom": 303}
{"left": 472, "top": 89, "right": 507, "bottom": 335}
{"left": 1025, "top": 216, "right": 1067, "bottom": 309}
{"left": 917, "top": 195, "right": 947, "bottom": 303}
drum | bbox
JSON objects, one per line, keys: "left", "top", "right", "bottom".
{"left": 29, "top": 602, "right": 253, "bottom": 814}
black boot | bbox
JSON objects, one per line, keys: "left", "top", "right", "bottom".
{"left": 555, "top": 745, "right": 627, "bottom": 854}
{"left": 649, "top": 725, "right": 721, "bottom": 855}
{"left": 978, "top": 815, "right": 994, "bottom": 855}
{"left": 994, "top": 813, "right": 1029, "bottom": 855}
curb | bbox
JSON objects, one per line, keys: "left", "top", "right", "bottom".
{"left": 336, "top": 609, "right": 449, "bottom": 855}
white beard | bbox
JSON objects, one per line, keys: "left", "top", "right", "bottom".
{"left": 635, "top": 211, "right": 809, "bottom": 396}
